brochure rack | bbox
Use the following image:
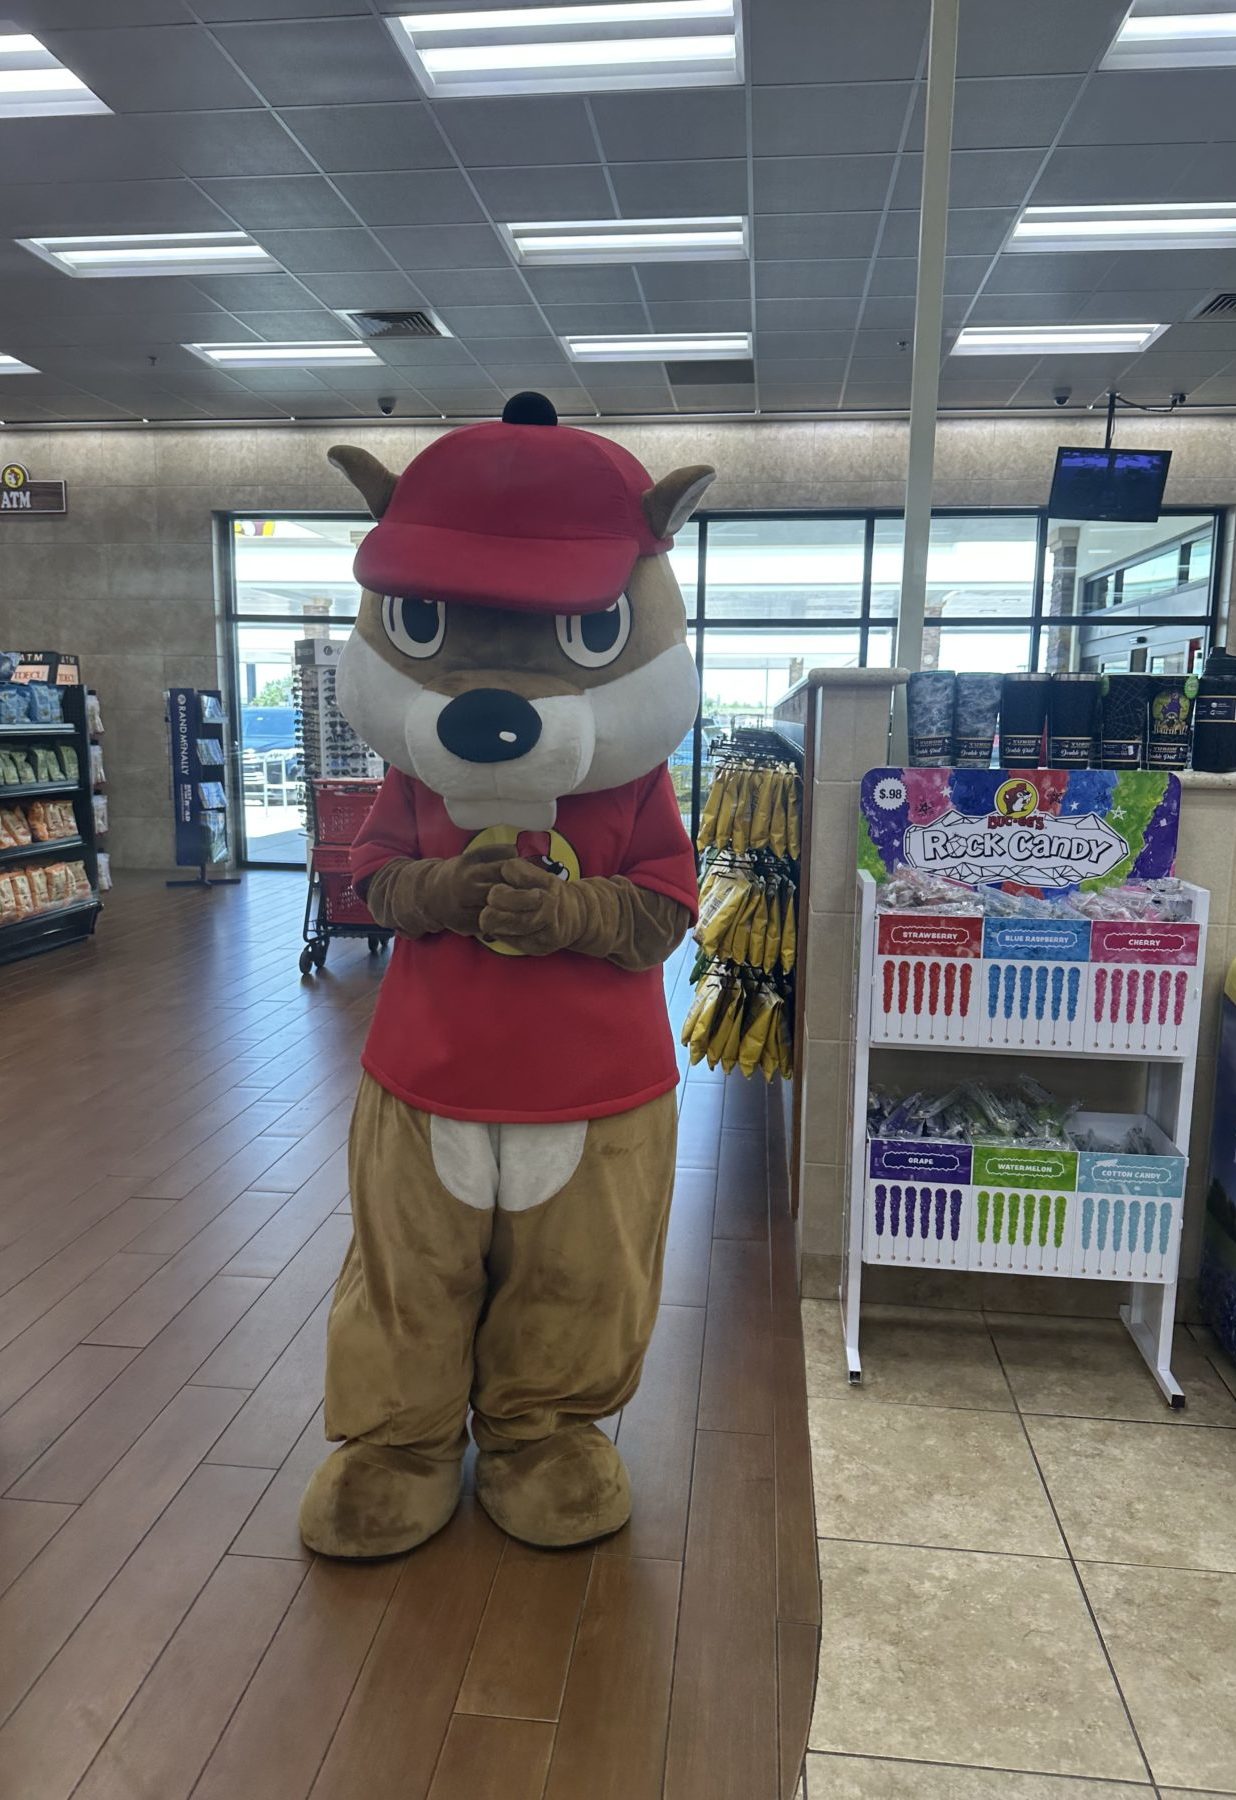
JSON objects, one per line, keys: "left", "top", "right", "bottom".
{"left": 842, "top": 766, "right": 1207, "bottom": 1408}
{"left": 165, "top": 686, "right": 239, "bottom": 890}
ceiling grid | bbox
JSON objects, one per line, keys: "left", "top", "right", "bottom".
{"left": 1, "top": 1, "right": 1235, "bottom": 423}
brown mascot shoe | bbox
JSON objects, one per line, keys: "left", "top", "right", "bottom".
{"left": 298, "top": 1442, "right": 462, "bottom": 1559}
{"left": 475, "top": 1425, "right": 631, "bottom": 1548}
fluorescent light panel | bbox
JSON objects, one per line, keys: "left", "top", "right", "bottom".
{"left": 389, "top": 0, "right": 740, "bottom": 96}
{"left": 953, "top": 323, "right": 1168, "bottom": 356}
{"left": 564, "top": 330, "right": 751, "bottom": 361}
{"left": 1010, "top": 202, "right": 1236, "bottom": 252}
{"left": 0, "top": 29, "right": 108, "bottom": 116}
{"left": 187, "top": 341, "right": 381, "bottom": 367}
{"left": 0, "top": 353, "right": 38, "bottom": 375}
{"left": 504, "top": 215, "right": 747, "bottom": 265}
{"left": 1103, "top": 8, "right": 1236, "bottom": 67}
{"left": 20, "top": 232, "right": 276, "bottom": 279}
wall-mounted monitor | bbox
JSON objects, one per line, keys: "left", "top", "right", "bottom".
{"left": 1048, "top": 446, "right": 1172, "bottom": 523}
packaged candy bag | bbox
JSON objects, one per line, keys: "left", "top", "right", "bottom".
{"left": 0, "top": 806, "right": 31, "bottom": 846}
{"left": 10, "top": 871, "right": 34, "bottom": 918}
{"left": 26, "top": 801, "right": 49, "bottom": 842}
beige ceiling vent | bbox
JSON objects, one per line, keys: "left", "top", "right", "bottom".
{"left": 1190, "top": 293, "right": 1236, "bottom": 319}
{"left": 336, "top": 308, "right": 452, "bottom": 340}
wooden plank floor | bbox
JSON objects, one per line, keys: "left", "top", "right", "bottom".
{"left": 0, "top": 872, "right": 819, "bottom": 1800}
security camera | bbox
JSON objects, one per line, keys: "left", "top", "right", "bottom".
{"left": 377, "top": 396, "right": 396, "bottom": 417}
{"left": 1053, "top": 387, "right": 1072, "bottom": 407}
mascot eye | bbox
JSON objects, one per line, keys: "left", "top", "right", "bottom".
{"left": 382, "top": 595, "right": 445, "bottom": 660}
{"left": 555, "top": 595, "right": 631, "bottom": 670}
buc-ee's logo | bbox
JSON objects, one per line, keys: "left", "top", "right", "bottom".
{"left": 994, "top": 777, "right": 1039, "bottom": 818}
{"left": 1, "top": 464, "right": 28, "bottom": 491}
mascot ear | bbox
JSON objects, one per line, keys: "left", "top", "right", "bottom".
{"left": 643, "top": 464, "right": 715, "bottom": 540}
{"left": 328, "top": 444, "right": 398, "bottom": 520}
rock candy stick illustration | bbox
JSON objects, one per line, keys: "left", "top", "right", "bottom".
{"left": 1037, "top": 1193, "right": 1051, "bottom": 1267}
{"left": 977, "top": 1189, "right": 990, "bottom": 1245}
{"left": 943, "top": 960, "right": 957, "bottom": 1021}
{"left": 912, "top": 960, "right": 926, "bottom": 1024}
{"left": 1022, "top": 1193, "right": 1035, "bottom": 1249}
{"left": 889, "top": 1184, "right": 902, "bottom": 1238}
{"left": 1157, "top": 968, "right": 1171, "bottom": 1042}
{"left": 1097, "top": 1196, "right": 1110, "bottom": 1257}
{"left": 1124, "top": 967, "right": 1139, "bottom": 1048}
{"left": 1158, "top": 1203, "right": 1173, "bottom": 1261}
{"left": 1110, "top": 966, "right": 1124, "bottom": 1028}
{"left": 920, "top": 1187, "right": 932, "bottom": 1239}
{"left": 934, "top": 1187, "right": 947, "bottom": 1240}
{"left": 1050, "top": 964, "right": 1064, "bottom": 1025}
{"left": 992, "top": 1190, "right": 1005, "bottom": 1246}
{"left": 1053, "top": 1195, "right": 1067, "bottom": 1266}
{"left": 1173, "top": 968, "right": 1188, "bottom": 1039}
{"left": 1003, "top": 963, "right": 1017, "bottom": 1021}
{"left": 1007, "top": 1191, "right": 1021, "bottom": 1248}
{"left": 1034, "top": 965, "right": 1048, "bottom": 1043}
{"left": 874, "top": 1184, "right": 887, "bottom": 1236}
{"left": 1081, "top": 1194, "right": 1094, "bottom": 1266}
{"left": 1018, "top": 965, "right": 1033, "bottom": 1039}
{"left": 1141, "top": 966, "right": 1154, "bottom": 1032}
{"left": 881, "top": 959, "right": 895, "bottom": 1019}
{"left": 949, "top": 1188, "right": 963, "bottom": 1259}
{"left": 1142, "top": 1200, "right": 1155, "bottom": 1276}
{"left": 987, "top": 963, "right": 1001, "bottom": 1038}
{"left": 928, "top": 959, "right": 942, "bottom": 1035}
{"left": 1113, "top": 1198, "right": 1126, "bottom": 1257}
{"left": 1127, "top": 1200, "right": 1141, "bottom": 1274}
{"left": 1093, "top": 965, "right": 1108, "bottom": 1028}
{"left": 959, "top": 962, "right": 973, "bottom": 1020}
{"left": 897, "top": 959, "right": 911, "bottom": 1037}
{"left": 903, "top": 1184, "right": 917, "bottom": 1239}
{"left": 1066, "top": 964, "right": 1080, "bottom": 1025}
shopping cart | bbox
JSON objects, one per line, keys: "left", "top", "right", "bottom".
{"left": 299, "top": 778, "right": 392, "bottom": 974}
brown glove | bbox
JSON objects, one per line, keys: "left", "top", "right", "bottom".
{"left": 479, "top": 858, "right": 690, "bottom": 970}
{"left": 365, "top": 843, "right": 512, "bottom": 938}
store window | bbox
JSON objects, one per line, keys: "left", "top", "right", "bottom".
{"left": 1041, "top": 513, "right": 1217, "bottom": 675}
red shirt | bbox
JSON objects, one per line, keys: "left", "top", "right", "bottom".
{"left": 351, "top": 766, "right": 699, "bottom": 1123}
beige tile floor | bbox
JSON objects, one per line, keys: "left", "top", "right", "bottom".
{"left": 799, "top": 1302, "right": 1236, "bottom": 1799}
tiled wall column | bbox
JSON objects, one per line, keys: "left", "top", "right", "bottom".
{"left": 776, "top": 670, "right": 907, "bottom": 1296}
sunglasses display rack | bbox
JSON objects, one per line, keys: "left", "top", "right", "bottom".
{"left": 841, "top": 766, "right": 1208, "bottom": 1412}
{"left": 293, "top": 638, "right": 382, "bottom": 846}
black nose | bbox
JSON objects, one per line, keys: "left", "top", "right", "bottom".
{"left": 436, "top": 688, "right": 543, "bottom": 764}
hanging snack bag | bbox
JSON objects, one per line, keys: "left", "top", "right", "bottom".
{"left": 89, "top": 742, "right": 105, "bottom": 788}
{"left": 696, "top": 768, "right": 726, "bottom": 849}
{"left": 93, "top": 794, "right": 109, "bottom": 835}
{"left": 747, "top": 768, "right": 775, "bottom": 850}
{"left": 780, "top": 885, "right": 797, "bottom": 973}
{"left": 786, "top": 774, "right": 801, "bottom": 859}
{"left": 96, "top": 852, "right": 111, "bottom": 891}
{"left": 738, "top": 986, "right": 778, "bottom": 1078}
{"left": 763, "top": 879, "right": 783, "bottom": 974}
{"left": 85, "top": 691, "right": 103, "bottom": 735}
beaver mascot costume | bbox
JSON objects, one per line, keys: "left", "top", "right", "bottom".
{"left": 298, "top": 393, "right": 713, "bottom": 1557}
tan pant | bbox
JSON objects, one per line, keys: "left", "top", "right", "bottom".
{"left": 324, "top": 1073, "right": 677, "bottom": 1458}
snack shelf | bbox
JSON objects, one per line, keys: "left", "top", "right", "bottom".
{"left": 0, "top": 835, "right": 83, "bottom": 865}
{"left": 1, "top": 780, "right": 78, "bottom": 801}
{"left": 842, "top": 864, "right": 1207, "bottom": 1413}
{"left": 0, "top": 683, "right": 102, "bottom": 964}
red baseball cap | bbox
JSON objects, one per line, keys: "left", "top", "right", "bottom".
{"left": 353, "top": 399, "right": 671, "bottom": 616}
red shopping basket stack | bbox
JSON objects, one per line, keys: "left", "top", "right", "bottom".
{"left": 300, "top": 778, "right": 387, "bottom": 972}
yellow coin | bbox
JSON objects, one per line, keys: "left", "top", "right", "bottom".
{"left": 466, "top": 824, "right": 580, "bottom": 957}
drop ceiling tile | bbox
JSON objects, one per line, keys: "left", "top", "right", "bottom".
{"left": 754, "top": 259, "right": 872, "bottom": 298}
{"left": 125, "top": 110, "right": 315, "bottom": 178}
{"left": 752, "top": 82, "right": 913, "bottom": 157}
{"left": 541, "top": 303, "right": 651, "bottom": 335}
{"left": 199, "top": 175, "right": 356, "bottom": 230}
{"left": 756, "top": 329, "right": 855, "bottom": 362}
{"left": 1175, "top": 370, "right": 1236, "bottom": 403}
{"left": 366, "top": 338, "right": 476, "bottom": 368}
{"left": 755, "top": 297, "right": 861, "bottom": 331}
{"left": 1076, "top": 289, "right": 1205, "bottom": 322}
{"left": 415, "top": 386, "right": 502, "bottom": 413}
{"left": 0, "top": 117, "right": 182, "bottom": 184}
{"left": 940, "top": 75, "right": 1084, "bottom": 149}
{"left": 37, "top": 24, "right": 259, "bottom": 110}
{"left": 609, "top": 160, "right": 749, "bottom": 217}
{"left": 195, "top": 0, "right": 373, "bottom": 17}
{"left": 753, "top": 212, "right": 882, "bottom": 261}
{"left": 750, "top": 0, "right": 928, "bottom": 83}
{"left": 984, "top": 251, "right": 1115, "bottom": 294}
{"left": 644, "top": 300, "right": 753, "bottom": 331}
{"left": 1092, "top": 249, "right": 1236, "bottom": 292}
{"left": 858, "top": 294, "right": 970, "bottom": 330}
{"left": 334, "top": 171, "right": 485, "bottom": 227}
{"left": 436, "top": 303, "right": 552, "bottom": 338}
{"left": 432, "top": 96, "right": 597, "bottom": 167}
{"left": 471, "top": 337, "right": 572, "bottom": 370}
{"left": 880, "top": 208, "right": 1016, "bottom": 258}
{"left": 957, "top": 0, "right": 1130, "bottom": 76}
{"left": 0, "top": 179, "right": 230, "bottom": 236}
{"left": 1144, "top": 317, "right": 1236, "bottom": 352}
{"left": 892, "top": 148, "right": 1044, "bottom": 209}
{"left": 414, "top": 267, "right": 533, "bottom": 307}
{"left": 214, "top": 17, "right": 420, "bottom": 105}
{"left": 756, "top": 155, "right": 895, "bottom": 215}
{"left": 297, "top": 271, "right": 426, "bottom": 309}
{"left": 579, "top": 388, "right": 673, "bottom": 412}
{"left": 1035, "top": 143, "right": 1206, "bottom": 205}
{"left": 967, "top": 292, "right": 1091, "bottom": 323}
{"left": 1063, "top": 70, "right": 1236, "bottom": 145}
{"left": 277, "top": 103, "right": 452, "bottom": 173}
{"left": 865, "top": 254, "right": 991, "bottom": 297}
{"left": 7, "top": 1, "right": 191, "bottom": 23}
{"left": 468, "top": 165, "right": 613, "bottom": 221}
{"left": 522, "top": 266, "right": 642, "bottom": 305}
{"left": 227, "top": 310, "right": 353, "bottom": 340}
{"left": 249, "top": 228, "right": 393, "bottom": 274}
{"left": 394, "top": 365, "right": 500, "bottom": 392}
{"left": 591, "top": 88, "right": 746, "bottom": 163}
{"left": 186, "top": 272, "right": 318, "bottom": 309}
{"left": 669, "top": 383, "right": 753, "bottom": 405}
{"left": 375, "top": 224, "right": 508, "bottom": 270}
{"left": 634, "top": 261, "right": 751, "bottom": 302}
